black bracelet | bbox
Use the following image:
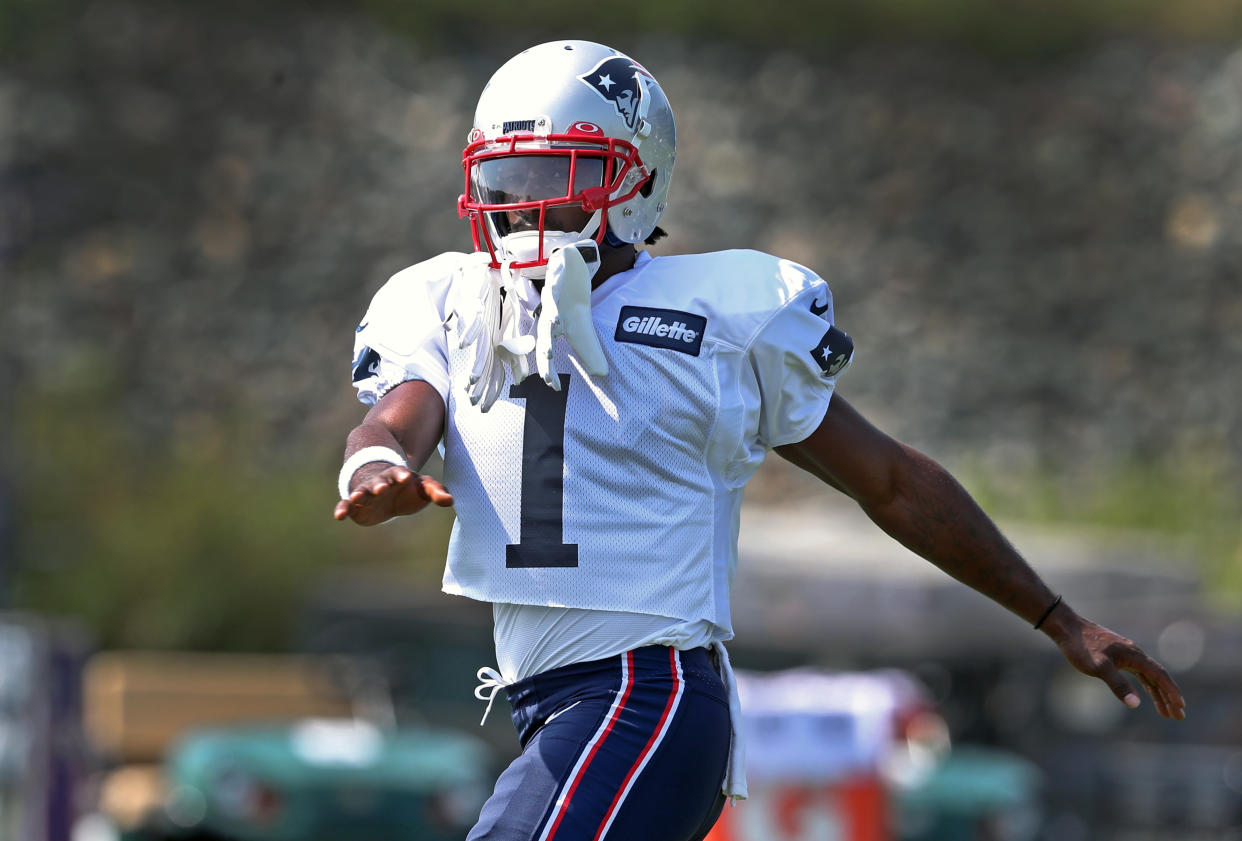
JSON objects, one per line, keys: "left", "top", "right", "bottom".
{"left": 1033, "top": 594, "right": 1063, "bottom": 630}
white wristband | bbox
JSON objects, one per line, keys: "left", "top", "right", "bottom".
{"left": 338, "top": 446, "right": 409, "bottom": 500}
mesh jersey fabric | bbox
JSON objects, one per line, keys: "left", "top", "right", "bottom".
{"left": 350, "top": 248, "right": 849, "bottom": 639}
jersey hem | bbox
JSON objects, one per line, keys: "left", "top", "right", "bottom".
{"left": 440, "top": 584, "right": 732, "bottom": 635}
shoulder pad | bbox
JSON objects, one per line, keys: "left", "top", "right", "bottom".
{"left": 359, "top": 252, "right": 472, "bottom": 358}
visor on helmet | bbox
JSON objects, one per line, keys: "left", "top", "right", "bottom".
{"left": 471, "top": 154, "right": 605, "bottom": 206}
{"left": 470, "top": 155, "right": 603, "bottom": 238}
{"left": 460, "top": 133, "right": 646, "bottom": 271}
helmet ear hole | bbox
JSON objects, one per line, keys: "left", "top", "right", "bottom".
{"left": 639, "top": 168, "right": 657, "bottom": 199}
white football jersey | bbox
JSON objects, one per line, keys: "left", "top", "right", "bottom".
{"left": 351, "top": 249, "right": 853, "bottom": 640}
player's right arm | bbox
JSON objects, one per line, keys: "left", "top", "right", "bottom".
{"left": 333, "top": 379, "right": 453, "bottom": 525}
{"left": 334, "top": 253, "right": 466, "bottom": 526}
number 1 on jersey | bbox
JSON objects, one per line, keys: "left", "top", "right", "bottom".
{"left": 506, "top": 374, "right": 578, "bottom": 568}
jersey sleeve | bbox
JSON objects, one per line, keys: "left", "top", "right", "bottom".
{"left": 744, "top": 264, "right": 854, "bottom": 448}
{"left": 350, "top": 253, "right": 461, "bottom": 406}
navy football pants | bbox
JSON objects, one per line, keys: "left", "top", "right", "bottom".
{"left": 467, "top": 646, "right": 731, "bottom": 841}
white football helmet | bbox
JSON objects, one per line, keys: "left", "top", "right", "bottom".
{"left": 458, "top": 41, "right": 677, "bottom": 278}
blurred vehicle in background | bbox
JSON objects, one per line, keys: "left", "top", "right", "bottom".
{"left": 75, "top": 651, "right": 491, "bottom": 841}
{"left": 894, "top": 747, "right": 1041, "bottom": 841}
{"left": 140, "top": 719, "right": 489, "bottom": 841}
{"left": 705, "top": 668, "right": 1041, "bottom": 841}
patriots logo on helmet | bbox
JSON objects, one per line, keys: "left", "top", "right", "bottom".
{"left": 578, "top": 55, "right": 650, "bottom": 131}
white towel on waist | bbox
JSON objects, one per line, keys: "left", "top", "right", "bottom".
{"left": 711, "top": 641, "right": 748, "bottom": 801}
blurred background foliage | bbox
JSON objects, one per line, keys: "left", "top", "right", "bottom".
{"left": 9, "top": 363, "right": 455, "bottom": 649}
{"left": 7, "top": 0, "right": 1242, "bottom": 60}
{"left": 2, "top": 0, "right": 1241, "bottom": 650}
{"left": 356, "top": 0, "right": 1242, "bottom": 56}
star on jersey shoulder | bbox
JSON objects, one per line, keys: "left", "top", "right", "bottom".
{"left": 810, "top": 325, "right": 854, "bottom": 378}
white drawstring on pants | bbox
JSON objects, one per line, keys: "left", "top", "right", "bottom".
{"left": 474, "top": 666, "right": 512, "bottom": 726}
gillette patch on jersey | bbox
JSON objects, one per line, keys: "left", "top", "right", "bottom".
{"left": 811, "top": 326, "right": 853, "bottom": 377}
{"left": 615, "top": 306, "right": 707, "bottom": 356}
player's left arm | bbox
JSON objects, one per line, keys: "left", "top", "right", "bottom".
{"left": 776, "top": 394, "right": 1187, "bottom": 720}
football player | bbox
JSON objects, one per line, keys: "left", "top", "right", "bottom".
{"left": 334, "top": 40, "right": 1185, "bottom": 841}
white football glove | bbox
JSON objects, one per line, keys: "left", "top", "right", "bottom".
{"left": 536, "top": 240, "right": 608, "bottom": 390}
{"left": 495, "top": 263, "right": 536, "bottom": 386}
{"left": 445, "top": 258, "right": 539, "bottom": 412}
{"left": 464, "top": 271, "right": 505, "bottom": 410}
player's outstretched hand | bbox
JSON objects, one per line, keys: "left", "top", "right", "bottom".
{"left": 333, "top": 464, "right": 453, "bottom": 526}
{"left": 1044, "top": 608, "right": 1186, "bottom": 720}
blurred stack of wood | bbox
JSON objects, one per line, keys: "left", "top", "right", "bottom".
{"left": 84, "top": 651, "right": 352, "bottom": 830}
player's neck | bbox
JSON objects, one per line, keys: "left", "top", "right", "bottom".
{"left": 593, "top": 243, "right": 638, "bottom": 289}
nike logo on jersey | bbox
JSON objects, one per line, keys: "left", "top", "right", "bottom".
{"left": 809, "top": 296, "right": 830, "bottom": 317}
{"left": 810, "top": 326, "right": 853, "bottom": 377}
{"left": 614, "top": 306, "right": 707, "bottom": 356}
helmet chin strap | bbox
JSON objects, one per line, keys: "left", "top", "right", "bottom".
{"left": 502, "top": 208, "right": 605, "bottom": 280}
{"left": 577, "top": 208, "right": 603, "bottom": 241}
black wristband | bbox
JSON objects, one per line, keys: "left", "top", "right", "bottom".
{"left": 1033, "top": 594, "right": 1063, "bottom": 630}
